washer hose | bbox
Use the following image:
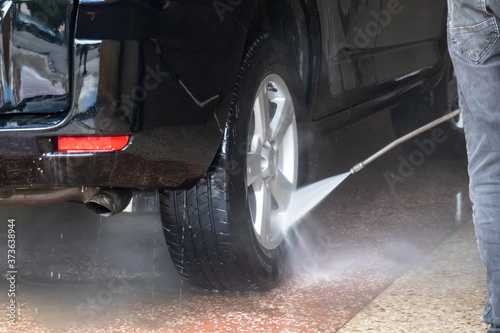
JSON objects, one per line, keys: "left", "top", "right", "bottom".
{"left": 350, "top": 109, "right": 462, "bottom": 174}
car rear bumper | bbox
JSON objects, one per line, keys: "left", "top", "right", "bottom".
{"left": 0, "top": 126, "right": 220, "bottom": 190}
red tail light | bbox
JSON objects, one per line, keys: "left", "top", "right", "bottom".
{"left": 57, "top": 136, "right": 129, "bottom": 152}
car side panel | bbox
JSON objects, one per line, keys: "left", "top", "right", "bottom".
{"left": 372, "top": 0, "right": 448, "bottom": 92}
{"left": 312, "top": 0, "right": 382, "bottom": 120}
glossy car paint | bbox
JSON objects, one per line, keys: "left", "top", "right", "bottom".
{"left": 0, "top": 1, "right": 73, "bottom": 115}
{"left": 312, "top": 0, "right": 448, "bottom": 120}
{"left": 0, "top": 0, "right": 449, "bottom": 191}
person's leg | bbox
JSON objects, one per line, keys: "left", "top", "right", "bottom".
{"left": 448, "top": 0, "right": 500, "bottom": 331}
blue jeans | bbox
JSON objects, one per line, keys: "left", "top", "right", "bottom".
{"left": 448, "top": 0, "right": 500, "bottom": 331}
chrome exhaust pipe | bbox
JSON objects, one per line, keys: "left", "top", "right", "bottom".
{"left": 80, "top": 187, "right": 133, "bottom": 217}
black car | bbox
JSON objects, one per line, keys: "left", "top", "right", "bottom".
{"left": 0, "top": 0, "right": 459, "bottom": 291}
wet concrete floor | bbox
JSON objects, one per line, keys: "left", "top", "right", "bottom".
{"left": 0, "top": 109, "right": 481, "bottom": 332}
{"left": 338, "top": 220, "right": 487, "bottom": 332}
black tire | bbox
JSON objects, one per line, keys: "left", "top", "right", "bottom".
{"left": 159, "top": 34, "right": 308, "bottom": 292}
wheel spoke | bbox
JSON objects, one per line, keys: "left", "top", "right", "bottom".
{"left": 253, "top": 86, "right": 271, "bottom": 145}
{"left": 253, "top": 183, "right": 271, "bottom": 237}
{"left": 270, "top": 97, "right": 294, "bottom": 147}
{"left": 246, "top": 152, "right": 261, "bottom": 186}
{"left": 269, "top": 167, "right": 293, "bottom": 212}
{"left": 260, "top": 195, "right": 273, "bottom": 242}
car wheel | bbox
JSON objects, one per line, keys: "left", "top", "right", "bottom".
{"left": 159, "top": 34, "right": 308, "bottom": 291}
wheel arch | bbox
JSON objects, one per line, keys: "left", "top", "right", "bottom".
{"left": 244, "top": 0, "right": 321, "bottom": 108}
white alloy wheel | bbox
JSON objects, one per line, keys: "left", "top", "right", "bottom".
{"left": 246, "top": 74, "right": 299, "bottom": 250}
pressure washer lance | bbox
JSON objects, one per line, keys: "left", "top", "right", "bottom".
{"left": 284, "top": 109, "right": 463, "bottom": 231}
{"left": 350, "top": 109, "right": 462, "bottom": 175}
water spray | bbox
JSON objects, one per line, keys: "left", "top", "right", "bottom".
{"left": 284, "top": 109, "right": 462, "bottom": 231}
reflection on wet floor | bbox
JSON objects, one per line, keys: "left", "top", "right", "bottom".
{"left": 0, "top": 110, "right": 478, "bottom": 332}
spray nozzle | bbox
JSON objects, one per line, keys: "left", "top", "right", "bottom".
{"left": 350, "top": 163, "right": 365, "bottom": 174}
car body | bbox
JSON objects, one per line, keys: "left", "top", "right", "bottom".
{"left": 0, "top": 0, "right": 450, "bottom": 190}
{"left": 0, "top": 0, "right": 453, "bottom": 291}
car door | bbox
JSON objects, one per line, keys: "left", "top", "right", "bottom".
{"left": 372, "top": 0, "right": 448, "bottom": 92}
{"left": 313, "top": 0, "right": 382, "bottom": 120}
